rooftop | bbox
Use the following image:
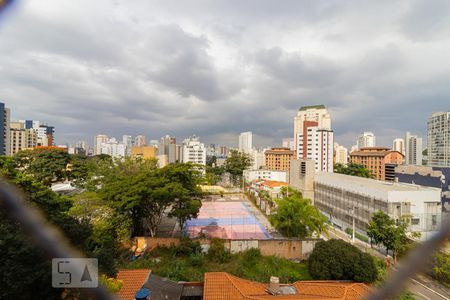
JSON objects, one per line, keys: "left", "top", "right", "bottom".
{"left": 203, "top": 272, "right": 371, "bottom": 300}
{"left": 299, "top": 105, "right": 326, "bottom": 111}
{"left": 261, "top": 180, "right": 289, "bottom": 188}
{"left": 315, "top": 172, "right": 440, "bottom": 193}
{"left": 116, "top": 269, "right": 151, "bottom": 300}
{"left": 350, "top": 147, "right": 403, "bottom": 157}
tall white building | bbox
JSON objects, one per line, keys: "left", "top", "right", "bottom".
{"left": 428, "top": 112, "right": 450, "bottom": 167}
{"left": 122, "top": 135, "right": 132, "bottom": 156}
{"left": 334, "top": 144, "right": 348, "bottom": 165}
{"left": 392, "top": 138, "right": 405, "bottom": 155}
{"left": 182, "top": 135, "right": 206, "bottom": 166}
{"left": 295, "top": 105, "right": 333, "bottom": 172}
{"left": 282, "top": 138, "right": 295, "bottom": 150}
{"left": 357, "top": 132, "right": 376, "bottom": 149}
{"left": 100, "top": 138, "right": 126, "bottom": 158}
{"left": 405, "top": 132, "right": 423, "bottom": 165}
{"left": 294, "top": 105, "right": 331, "bottom": 152}
{"left": 297, "top": 125, "right": 334, "bottom": 172}
{"left": 239, "top": 131, "right": 253, "bottom": 153}
{"left": 94, "top": 134, "right": 109, "bottom": 155}
{"left": 135, "top": 135, "right": 146, "bottom": 147}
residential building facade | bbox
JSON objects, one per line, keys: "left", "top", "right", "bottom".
{"left": 94, "top": 134, "right": 109, "bottom": 155}
{"left": 238, "top": 131, "right": 253, "bottom": 153}
{"left": 294, "top": 105, "right": 331, "bottom": 152}
{"left": 357, "top": 132, "right": 376, "bottom": 149}
{"left": 100, "top": 138, "right": 126, "bottom": 158}
{"left": 182, "top": 135, "right": 206, "bottom": 165}
{"left": 158, "top": 135, "right": 177, "bottom": 163}
{"left": 243, "top": 169, "right": 287, "bottom": 183}
{"left": 265, "top": 147, "right": 295, "bottom": 171}
{"left": 0, "top": 102, "right": 10, "bottom": 155}
{"left": 296, "top": 122, "right": 334, "bottom": 172}
{"left": 9, "top": 121, "right": 37, "bottom": 155}
{"left": 392, "top": 138, "right": 405, "bottom": 155}
{"left": 427, "top": 111, "right": 450, "bottom": 167}
{"left": 131, "top": 146, "right": 157, "bottom": 160}
{"left": 350, "top": 147, "right": 404, "bottom": 181}
{"left": 134, "top": 135, "right": 147, "bottom": 147}
{"left": 334, "top": 144, "right": 348, "bottom": 165}
{"left": 405, "top": 132, "right": 423, "bottom": 165}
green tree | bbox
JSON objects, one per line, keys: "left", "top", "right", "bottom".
{"left": 162, "top": 163, "right": 203, "bottom": 231}
{"left": 367, "top": 211, "right": 418, "bottom": 260}
{"left": 308, "top": 239, "right": 378, "bottom": 283}
{"left": 334, "top": 163, "right": 372, "bottom": 178}
{"left": 14, "top": 148, "right": 71, "bottom": 185}
{"left": 270, "top": 187, "right": 327, "bottom": 238}
{"left": 224, "top": 149, "right": 252, "bottom": 185}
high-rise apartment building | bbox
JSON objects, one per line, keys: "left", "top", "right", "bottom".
{"left": 349, "top": 147, "right": 404, "bottom": 181}
{"left": 239, "top": 131, "right": 253, "bottom": 153}
{"left": 158, "top": 135, "right": 177, "bottom": 163}
{"left": 357, "top": 132, "right": 376, "bottom": 149}
{"left": 9, "top": 121, "right": 37, "bottom": 155}
{"left": 282, "top": 138, "right": 295, "bottom": 150}
{"left": 0, "top": 102, "right": 10, "bottom": 155}
{"left": 265, "top": 147, "right": 295, "bottom": 171}
{"left": 182, "top": 135, "right": 206, "bottom": 166}
{"left": 100, "top": 138, "right": 126, "bottom": 158}
{"left": 334, "top": 144, "right": 348, "bottom": 165}
{"left": 122, "top": 135, "right": 132, "bottom": 156}
{"left": 428, "top": 112, "right": 450, "bottom": 167}
{"left": 294, "top": 105, "right": 333, "bottom": 172}
{"left": 94, "top": 134, "right": 109, "bottom": 155}
{"left": 294, "top": 105, "right": 331, "bottom": 150}
{"left": 392, "top": 138, "right": 405, "bottom": 155}
{"left": 135, "top": 135, "right": 146, "bottom": 147}
{"left": 405, "top": 132, "right": 423, "bottom": 165}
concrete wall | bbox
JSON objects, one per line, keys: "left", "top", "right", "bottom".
{"left": 135, "top": 237, "right": 320, "bottom": 260}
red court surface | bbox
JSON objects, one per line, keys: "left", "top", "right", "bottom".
{"left": 184, "top": 201, "right": 271, "bottom": 240}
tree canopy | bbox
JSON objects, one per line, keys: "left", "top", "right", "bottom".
{"left": 367, "top": 211, "right": 418, "bottom": 260}
{"left": 270, "top": 187, "right": 327, "bottom": 238}
{"left": 100, "top": 160, "right": 203, "bottom": 237}
{"left": 224, "top": 149, "right": 252, "bottom": 184}
{"left": 334, "top": 163, "right": 372, "bottom": 178}
{"left": 308, "top": 239, "right": 378, "bottom": 283}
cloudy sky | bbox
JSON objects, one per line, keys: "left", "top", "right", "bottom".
{"left": 1, "top": 0, "right": 449, "bottom": 148}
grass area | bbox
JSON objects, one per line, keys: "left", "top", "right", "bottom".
{"left": 121, "top": 239, "right": 311, "bottom": 283}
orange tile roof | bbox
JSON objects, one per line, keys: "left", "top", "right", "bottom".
{"left": 116, "top": 269, "right": 151, "bottom": 300}
{"left": 261, "top": 181, "right": 289, "bottom": 188}
{"left": 203, "top": 272, "right": 371, "bottom": 300}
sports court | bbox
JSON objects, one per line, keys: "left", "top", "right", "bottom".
{"left": 184, "top": 201, "right": 271, "bottom": 240}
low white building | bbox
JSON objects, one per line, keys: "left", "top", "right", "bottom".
{"left": 314, "top": 171, "right": 442, "bottom": 240}
{"left": 243, "top": 170, "right": 287, "bottom": 183}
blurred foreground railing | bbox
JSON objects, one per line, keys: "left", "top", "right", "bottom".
{"left": 0, "top": 179, "right": 114, "bottom": 300}
{"left": 0, "top": 178, "right": 449, "bottom": 300}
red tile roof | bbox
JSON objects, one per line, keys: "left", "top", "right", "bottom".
{"left": 116, "top": 269, "right": 151, "bottom": 300}
{"left": 203, "top": 272, "right": 371, "bottom": 300}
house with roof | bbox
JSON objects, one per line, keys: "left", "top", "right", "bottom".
{"left": 114, "top": 270, "right": 371, "bottom": 300}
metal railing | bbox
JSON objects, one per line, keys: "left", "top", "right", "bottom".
{"left": 1, "top": 178, "right": 449, "bottom": 300}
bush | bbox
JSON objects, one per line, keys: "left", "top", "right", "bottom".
{"left": 429, "top": 252, "right": 450, "bottom": 287}
{"left": 171, "top": 237, "right": 202, "bottom": 257}
{"left": 189, "top": 252, "right": 204, "bottom": 267}
{"left": 308, "top": 239, "right": 378, "bottom": 283}
{"left": 207, "top": 238, "right": 231, "bottom": 263}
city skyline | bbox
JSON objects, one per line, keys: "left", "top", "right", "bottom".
{"left": 2, "top": 1, "right": 450, "bottom": 148}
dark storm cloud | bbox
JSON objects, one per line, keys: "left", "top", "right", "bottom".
{"left": 1, "top": 0, "right": 449, "bottom": 148}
